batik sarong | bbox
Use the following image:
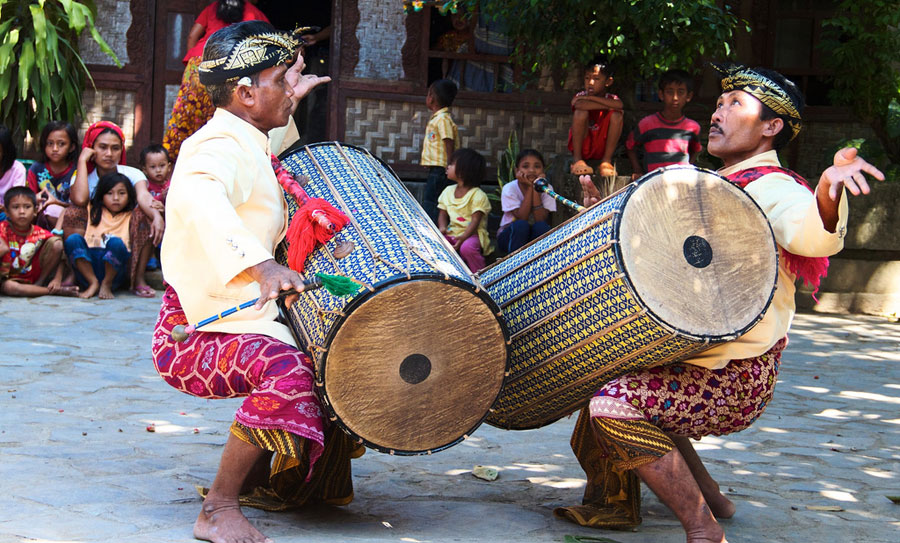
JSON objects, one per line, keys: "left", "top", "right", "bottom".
{"left": 152, "top": 286, "right": 326, "bottom": 468}
{"left": 162, "top": 56, "right": 216, "bottom": 163}
{"left": 557, "top": 337, "right": 786, "bottom": 528}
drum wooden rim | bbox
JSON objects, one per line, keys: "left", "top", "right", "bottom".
{"left": 318, "top": 276, "right": 510, "bottom": 455}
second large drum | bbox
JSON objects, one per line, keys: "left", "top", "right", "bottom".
{"left": 479, "top": 166, "right": 778, "bottom": 430}
{"left": 277, "top": 142, "right": 508, "bottom": 455}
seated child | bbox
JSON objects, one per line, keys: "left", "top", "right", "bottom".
{"left": 626, "top": 69, "right": 702, "bottom": 178}
{"left": 27, "top": 121, "right": 79, "bottom": 232}
{"left": 0, "top": 125, "right": 27, "bottom": 219}
{"left": 0, "top": 186, "right": 75, "bottom": 297}
{"left": 497, "top": 149, "right": 557, "bottom": 254}
{"left": 437, "top": 148, "right": 492, "bottom": 272}
{"left": 568, "top": 60, "right": 624, "bottom": 177}
{"left": 421, "top": 78, "right": 460, "bottom": 223}
{"left": 64, "top": 172, "right": 140, "bottom": 300}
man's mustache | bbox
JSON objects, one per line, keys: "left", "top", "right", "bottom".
{"left": 710, "top": 123, "right": 722, "bottom": 133}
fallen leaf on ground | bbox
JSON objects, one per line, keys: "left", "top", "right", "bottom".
{"left": 887, "top": 496, "right": 900, "bottom": 504}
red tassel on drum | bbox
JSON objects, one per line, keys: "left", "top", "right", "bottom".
{"left": 272, "top": 154, "right": 350, "bottom": 272}
{"left": 286, "top": 199, "right": 350, "bottom": 272}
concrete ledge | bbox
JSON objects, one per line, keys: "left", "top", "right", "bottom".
{"left": 796, "top": 259, "right": 900, "bottom": 319}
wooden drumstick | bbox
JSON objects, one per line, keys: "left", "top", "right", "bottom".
{"left": 170, "top": 273, "right": 361, "bottom": 342}
{"left": 533, "top": 177, "right": 585, "bottom": 212}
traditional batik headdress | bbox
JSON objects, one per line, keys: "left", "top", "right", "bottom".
{"left": 713, "top": 63, "right": 803, "bottom": 142}
{"left": 198, "top": 28, "right": 298, "bottom": 85}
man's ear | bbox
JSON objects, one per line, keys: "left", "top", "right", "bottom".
{"left": 233, "top": 84, "right": 255, "bottom": 108}
{"left": 762, "top": 117, "right": 784, "bottom": 138}
{"left": 685, "top": 91, "right": 694, "bottom": 103}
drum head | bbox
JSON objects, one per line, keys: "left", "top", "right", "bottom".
{"left": 618, "top": 167, "right": 777, "bottom": 339}
{"left": 324, "top": 279, "right": 508, "bottom": 453}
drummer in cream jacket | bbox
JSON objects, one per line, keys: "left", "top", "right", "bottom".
{"left": 152, "top": 21, "right": 345, "bottom": 543}
{"left": 568, "top": 65, "right": 884, "bottom": 543}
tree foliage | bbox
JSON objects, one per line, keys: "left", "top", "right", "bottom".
{"left": 0, "top": 0, "right": 120, "bottom": 139}
{"left": 820, "top": 0, "right": 900, "bottom": 170}
{"left": 460, "top": 0, "right": 743, "bottom": 89}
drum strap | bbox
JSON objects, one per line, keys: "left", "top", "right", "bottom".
{"left": 726, "top": 166, "right": 830, "bottom": 296}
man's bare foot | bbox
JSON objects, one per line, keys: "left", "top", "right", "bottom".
{"left": 79, "top": 281, "right": 100, "bottom": 299}
{"left": 98, "top": 284, "right": 115, "bottom": 300}
{"left": 702, "top": 489, "right": 736, "bottom": 519}
{"left": 194, "top": 499, "right": 272, "bottom": 543}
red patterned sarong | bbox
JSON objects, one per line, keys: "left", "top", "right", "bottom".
{"left": 592, "top": 336, "right": 787, "bottom": 439}
{"left": 151, "top": 286, "right": 325, "bottom": 468}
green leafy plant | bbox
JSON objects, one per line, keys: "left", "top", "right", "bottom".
{"left": 458, "top": 0, "right": 743, "bottom": 93}
{"left": 488, "top": 128, "right": 518, "bottom": 203}
{"left": 821, "top": 1, "right": 900, "bottom": 170}
{"left": 0, "top": 0, "right": 120, "bottom": 139}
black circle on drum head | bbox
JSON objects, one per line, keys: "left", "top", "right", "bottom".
{"left": 399, "top": 354, "right": 432, "bottom": 384}
{"left": 683, "top": 235, "right": 713, "bottom": 268}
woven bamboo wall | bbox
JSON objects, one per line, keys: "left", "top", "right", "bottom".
{"left": 342, "top": 97, "right": 572, "bottom": 175}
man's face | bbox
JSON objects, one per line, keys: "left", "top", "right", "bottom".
{"left": 248, "top": 63, "right": 294, "bottom": 132}
{"left": 6, "top": 195, "right": 36, "bottom": 231}
{"left": 708, "top": 90, "right": 772, "bottom": 165}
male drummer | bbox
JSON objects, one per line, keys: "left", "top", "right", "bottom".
{"left": 152, "top": 21, "right": 353, "bottom": 543}
{"left": 565, "top": 64, "right": 884, "bottom": 542}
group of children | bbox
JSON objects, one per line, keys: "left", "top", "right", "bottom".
{"left": 0, "top": 120, "right": 172, "bottom": 300}
{"left": 420, "top": 63, "right": 702, "bottom": 272}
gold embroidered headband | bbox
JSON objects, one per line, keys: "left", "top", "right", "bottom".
{"left": 713, "top": 63, "right": 802, "bottom": 142}
{"left": 198, "top": 30, "right": 297, "bottom": 85}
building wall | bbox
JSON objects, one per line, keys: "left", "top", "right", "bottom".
{"left": 78, "top": 0, "right": 132, "bottom": 66}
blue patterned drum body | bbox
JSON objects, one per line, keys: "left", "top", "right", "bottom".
{"left": 479, "top": 166, "right": 777, "bottom": 430}
{"left": 277, "top": 142, "right": 508, "bottom": 454}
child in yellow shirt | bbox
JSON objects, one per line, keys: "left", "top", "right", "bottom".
{"left": 437, "top": 148, "right": 492, "bottom": 272}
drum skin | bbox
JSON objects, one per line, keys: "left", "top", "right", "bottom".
{"left": 276, "top": 142, "right": 509, "bottom": 454}
{"left": 479, "top": 166, "right": 778, "bottom": 430}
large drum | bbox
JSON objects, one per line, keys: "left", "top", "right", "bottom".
{"left": 276, "top": 142, "right": 509, "bottom": 454}
{"left": 479, "top": 166, "right": 778, "bottom": 430}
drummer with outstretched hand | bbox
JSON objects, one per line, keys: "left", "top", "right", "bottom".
{"left": 564, "top": 64, "right": 884, "bottom": 542}
{"left": 150, "top": 21, "right": 357, "bottom": 543}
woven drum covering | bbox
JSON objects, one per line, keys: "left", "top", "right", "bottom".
{"left": 479, "top": 166, "right": 777, "bottom": 430}
{"left": 277, "top": 142, "right": 508, "bottom": 454}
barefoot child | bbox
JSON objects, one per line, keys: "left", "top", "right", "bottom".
{"left": 437, "top": 148, "right": 492, "bottom": 271}
{"left": 497, "top": 149, "right": 557, "bottom": 254}
{"left": 568, "top": 60, "right": 624, "bottom": 177}
{"left": 64, "top": 173, "right": 144, "bottom": 299}
{"left": 420, "top": 78, "right": 460, "bottom": 223}
{"left": 0, "top": 187, "right": 74, "bottom": 297}
{"left": 27, "top": 121, "right": 79, "bottom": 232}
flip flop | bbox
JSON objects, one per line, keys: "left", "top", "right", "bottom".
{"left": 599, "top": 161, "right": 617, "bottom": 177}
{"left": 132, "top": 285, "right": 156, "bottom": 298}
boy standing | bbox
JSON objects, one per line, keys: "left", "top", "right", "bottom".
{"left": 421, "top": 79, "right": 460, "bottom": 223}
{"left": 568, "top": 61, "right": 624, "bottom": 177}
{"left": 626, "top": 69, "right": 702, "bottom": 178}
{"left": 0, "top": 186, "right": 74, "bottom": 297}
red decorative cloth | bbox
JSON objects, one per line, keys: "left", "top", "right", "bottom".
{"left": 270, "top": 154, "right": 349, "bottom": 272}
{"left": 82, "top": 121, "right": 127, "bottom": 174}
{"left": 727, "top": 166, "right": 830, "bottom": 296}
{"left": 151, "top": 286, "right": 325, "bottom": 472}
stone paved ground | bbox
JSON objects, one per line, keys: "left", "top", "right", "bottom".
{"left": 0, "top": 294, "right": 898, "bottom": 543}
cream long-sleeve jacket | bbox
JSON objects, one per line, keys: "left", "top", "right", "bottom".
{"left": 161, "top": 109, "right": 298, "bottom": 347}
{"left": 685, "top": 150, "right": 848, "bottom": 369}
